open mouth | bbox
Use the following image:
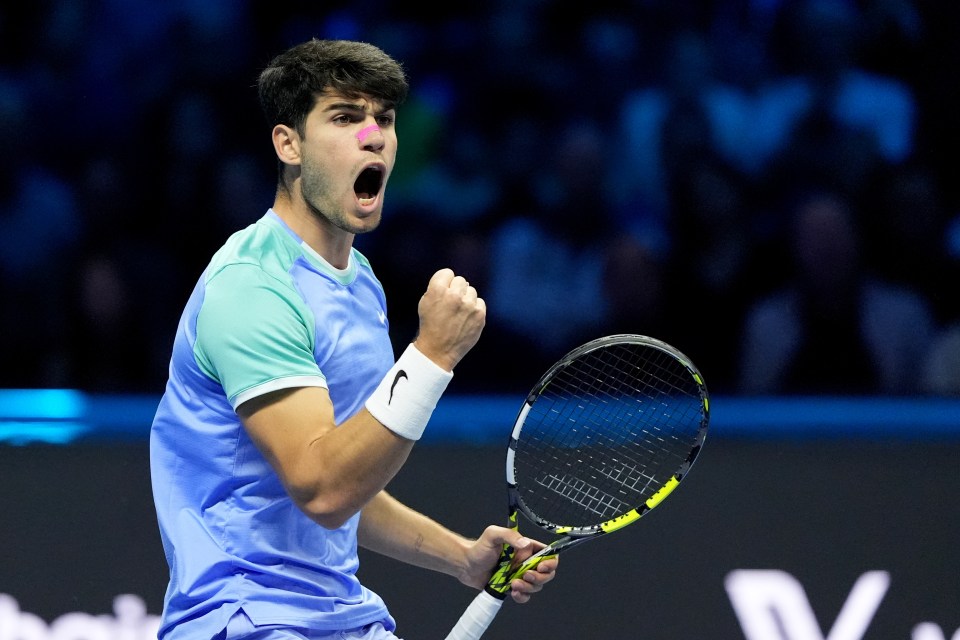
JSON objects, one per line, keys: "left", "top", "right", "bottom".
{"left": 354, "top": 166, "right": 384, "bottom": 203}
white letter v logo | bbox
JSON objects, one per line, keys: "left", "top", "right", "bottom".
{"left": 725, "top": 570, "right": 890, "bottom": 640}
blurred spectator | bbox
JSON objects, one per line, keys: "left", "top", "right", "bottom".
{"left": 212, "top": 151, "right": 275, "bottom": 235}
{"left": 1, "top": 0, "right": 956, "bottom": 397}
{"left": 66, "top": 254, "right": 141, "bottom": 391}
{"left": 69, "top": 151, "right": 185, "bottom": 393}
{"left": 861, "top": 161, "right": 957, "bottom": 323}
{"left": 602, "top": 234, "right": 670, "bottom": 341}
{"left": 0, "top": 72, "right": 82, "bottom": 388}
{"left": 485, "top": 119, "right": 613, "bottom": 381}
{"left": 738, "top": 188, "right": 935, "bottom": 395}
{"left": 857, "top": 0, "right": 925, "bottom": 80}
{"left": 613, "top": 28, "right": 728, "bottom": 234}
{"left": 762, "top": 0, "right": 916, "bottom": 200}
{"left": 661, "top": 155, "right": 762, "bottom": 393}
{"left": 921, "top": 324, "right": 960, "bottom": 396}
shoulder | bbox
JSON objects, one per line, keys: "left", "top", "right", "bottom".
{"left": 198, "top": 217, "right": 316, "bottom": 343}
{"left": 206, "top": 215, "right": 304, "bottom": 287}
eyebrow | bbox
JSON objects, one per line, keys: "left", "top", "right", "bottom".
{"left": 322, "top": 100, "right": 396, "bottom": 116}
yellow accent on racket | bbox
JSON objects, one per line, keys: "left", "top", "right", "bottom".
{"left": 646, "top": 476, "right": 680, "bottom": 509}
{"left": 601, "top": 509, "right": 642, "bottom": 533}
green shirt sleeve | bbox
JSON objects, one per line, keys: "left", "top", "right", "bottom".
{"left": 195, "top": 262, "right": 325, "bottom": 408}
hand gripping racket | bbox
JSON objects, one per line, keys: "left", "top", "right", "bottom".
{"left": 445, "top": 334, "right": 710, "bottom": 640}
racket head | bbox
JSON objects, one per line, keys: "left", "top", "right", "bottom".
{"left": 505, "top": 334, "right": 709, "bottom": 538}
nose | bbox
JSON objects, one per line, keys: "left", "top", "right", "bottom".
{"left": 357, "top": 124, "right": 384, "bottom": 149}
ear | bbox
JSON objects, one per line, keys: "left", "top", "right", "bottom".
{"left": 272, "top": 124, "right": 302, "bottom": 166}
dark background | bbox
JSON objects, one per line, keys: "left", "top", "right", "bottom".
{"left": 2, "top": 434, "right": 958, "bottom": 639}
{"left": 3, "top": 0, "right": 960, "bottom": 397}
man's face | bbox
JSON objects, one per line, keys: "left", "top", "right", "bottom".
{"left": 297, "top": 91, "right": 397, "bottom": 235}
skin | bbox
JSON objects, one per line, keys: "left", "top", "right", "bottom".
{"left": 236, "top": 90, "right": 557, "bottom": 601}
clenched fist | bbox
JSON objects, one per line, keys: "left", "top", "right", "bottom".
{"left": 413, "top": 268, "right": 486, "bottom": 372}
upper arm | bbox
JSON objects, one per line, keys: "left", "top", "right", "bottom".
{"left": 237, "top": 386, "right": 337, "bottom": 508}
{"left": 238, "top": 384, "right": 415, "bottom": 529}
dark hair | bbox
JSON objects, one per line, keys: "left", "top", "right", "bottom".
{"left": 257, "top": 39, "right": 409, "bottom": 136}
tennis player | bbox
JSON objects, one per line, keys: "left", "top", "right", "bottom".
{"left": 149, "top": 39, "right": 557, "bottom": 640}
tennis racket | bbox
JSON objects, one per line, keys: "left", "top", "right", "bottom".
{"left": 444, "top": 334, "right": 710, "bottom": 640}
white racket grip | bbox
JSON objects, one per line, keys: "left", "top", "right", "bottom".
{"left": 444, "top": 590, "right": 504, "bottom": 640}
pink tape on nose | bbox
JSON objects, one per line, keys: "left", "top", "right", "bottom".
{"left": 357, "top": 125, "right": 380, "bottom": 142}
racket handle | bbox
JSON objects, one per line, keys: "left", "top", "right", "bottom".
{"left": 444, "top": 590, "right": 504, "bottom": 640}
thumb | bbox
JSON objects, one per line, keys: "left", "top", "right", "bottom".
{"left": 508, "top": 534, "right": 532, "bottom": 551}
{"left": 482, "top": 525, "right": 531, "bottom": 551}
{"left": 499, "top": 528, "right": 532, "bottom": 551}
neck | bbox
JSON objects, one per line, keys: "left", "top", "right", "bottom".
{"left": 272, "top": 192, "right": 354, "bottom": 270}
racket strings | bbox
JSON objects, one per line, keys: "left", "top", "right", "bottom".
{"left": 539, "top": 472, "right": 632, "bottom": 518}
{"left": 515, "top": 341, "right": 705, "bottom": 528}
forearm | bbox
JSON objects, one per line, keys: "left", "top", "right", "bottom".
{"left": 358, "top": 491, "right": 471, "bottom": 578}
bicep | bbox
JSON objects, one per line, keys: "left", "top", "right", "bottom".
{"left": 238, "top": 386, "right": 337, "bottom": 501}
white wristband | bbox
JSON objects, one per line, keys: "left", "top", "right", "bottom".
{"left": 365, "top": 344, "right": 453, "bottom": 441}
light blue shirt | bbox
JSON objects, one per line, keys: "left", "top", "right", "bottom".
{"left": 150, "top": 210, "right": 396, "bottom": 638}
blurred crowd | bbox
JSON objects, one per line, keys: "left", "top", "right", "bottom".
{"left": 1, "top": 0, "right": 959, "bottom": 396}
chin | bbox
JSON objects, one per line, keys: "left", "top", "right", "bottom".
{"left": 348, "top": 214, "right": 382, "bottom": 235}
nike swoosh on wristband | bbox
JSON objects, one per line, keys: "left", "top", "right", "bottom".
{"left": 388, "top": 370, "right": 408, "bottom": 404}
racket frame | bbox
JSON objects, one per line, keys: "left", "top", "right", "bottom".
{"left": 484, "top": 334, "right": 710, "bottom": 597}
